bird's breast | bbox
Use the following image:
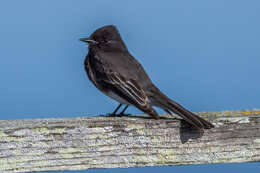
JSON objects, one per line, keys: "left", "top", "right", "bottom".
{"left": 105, "top": 91, "right": 130, "bottom": 105}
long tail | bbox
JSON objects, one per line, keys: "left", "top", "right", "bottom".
{"left": 150, "top": 88, "right": 214, "bottom": 129}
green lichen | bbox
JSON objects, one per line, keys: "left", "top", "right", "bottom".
{"left": 156, "top": 149, "right": 175, "bottom": 164}
{"left": 254, "top": 139, "right": 260, "bottom": 144}
{"left": 125, "top": 124, "right": 144, "bottom": 131}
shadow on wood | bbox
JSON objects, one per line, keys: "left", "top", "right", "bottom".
{"left": 179, "top": 120, "right": 204, "bottom": 144}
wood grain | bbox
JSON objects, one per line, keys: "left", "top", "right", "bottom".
{"left": 0, "top": 110, "right": 259, "bottom": 172}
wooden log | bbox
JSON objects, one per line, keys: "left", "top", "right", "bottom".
{"left": 0, "top": 110, "right": 259, "bottom": 172}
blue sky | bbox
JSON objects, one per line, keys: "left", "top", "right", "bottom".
{"left": 0, "top": 0, "right": 259, "bottom": 172}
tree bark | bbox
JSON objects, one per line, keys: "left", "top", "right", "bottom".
{"left": 0, "top": 110, "right": 259, "bottom": 172}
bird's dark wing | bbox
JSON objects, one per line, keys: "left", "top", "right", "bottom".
{"left": 88, "top": 50, "right": 159, "bottom": 118}
{"left": 106, "top": 72, "right": 147, "bottom": 106}
{"left": 98, "top": 71, "right": 159, "bottom": 118}
{"left": 99, "top": 51, "right": 153, "bottom": 88}
{"left": 87, "top": 50, "right": 147, "bottom": 105}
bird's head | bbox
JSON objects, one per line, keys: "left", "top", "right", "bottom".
{"left": 80, "top": 25, "right": 127, "bottom": 51}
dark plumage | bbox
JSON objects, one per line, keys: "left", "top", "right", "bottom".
{"left": 80, "top": 25, "right": 214, "bottom": 129}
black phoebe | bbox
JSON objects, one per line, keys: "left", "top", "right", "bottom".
{"left": 80, "top": 25, "right": 214, "bottom": 129}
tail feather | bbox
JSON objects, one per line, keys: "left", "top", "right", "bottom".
{"left": 150, "top": 88, "right": 214, "bottom": 129}
{"left": 167, "top": 100, "right": 214, "bottom": 129}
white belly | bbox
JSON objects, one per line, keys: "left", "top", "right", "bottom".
{"left": 106, "top": 91, "right": 130, "bottom": 105}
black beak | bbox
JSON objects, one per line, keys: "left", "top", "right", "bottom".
{"left": 79, "top": 37, "right": 98, "bottom": 45}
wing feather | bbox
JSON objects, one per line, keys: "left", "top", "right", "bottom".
{"left": 107, "top": 72, "right": 148, "bottom": 106}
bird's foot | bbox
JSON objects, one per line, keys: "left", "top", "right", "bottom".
{"left": 118, "top": 113, "right": 131, "bottom": 117}
{"left": 106, "top": 113, "right": 118, "bottom": 117}
{"left": 105, "top": 113, "right": 131, "bottom": 117}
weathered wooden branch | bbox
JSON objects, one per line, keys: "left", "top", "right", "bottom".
{"left": 0, "top": 110, "right": 259, "bottom": 172}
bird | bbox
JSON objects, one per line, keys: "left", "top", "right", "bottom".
{"left": 80, "top": 25, "right": 214, "bottom": 129}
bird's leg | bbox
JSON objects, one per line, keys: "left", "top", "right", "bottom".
{"left": 119, "top": 105, "right": 130, "bottom": 116}
{"left": 107, "top": 103, "right": 122, "bottom": 117}
{"left": 164, "top": 109, "right": 172, "bottom": 115}
{"left": 113, "top": 103, "right": 122, "bottom": 114}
